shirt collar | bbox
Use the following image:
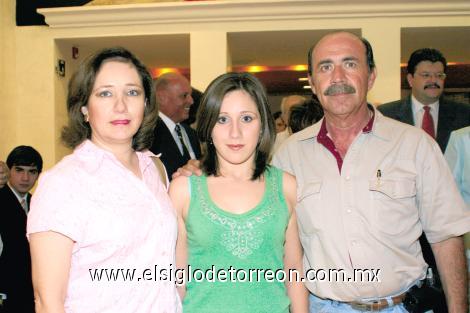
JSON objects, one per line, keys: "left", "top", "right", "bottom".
{"left": 75, "top": 140, "right": 157, "bottom": 175}
{"left": 75, "top": 140, "right": 112, "bottom": 173}
{"left": 317, "top": 104, "right": 375, "bottom": 140}
{"left": 294, "top": 104, "right": 391, "bottom": 143}
{"left": 7, "top": 182, "right": 28, "bottom": 203}
{"left": 159, "top": 112, "right": 177, "bottom": 132}
{"left": 411, "top": 94, "right": 439, "bottom": 114}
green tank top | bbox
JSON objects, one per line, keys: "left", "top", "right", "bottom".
{"left": 183, "top": 166, "right": 290, "bottom": 313}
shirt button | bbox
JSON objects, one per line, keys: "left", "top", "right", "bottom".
{"left": 347, "top": 209, "right": 352, "bottom": 213}
{"left": 345, "top": 176, "right": 351, "bottom": 181}
{"left": 351, "top": 240, "right": 357, "bottom": 246}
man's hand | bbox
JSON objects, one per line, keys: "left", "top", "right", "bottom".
{"left": 172, "top": 159, "right": 202, "bottom": 180}
{"left": 0, "top": 161, "right": 9, "bottom": 188}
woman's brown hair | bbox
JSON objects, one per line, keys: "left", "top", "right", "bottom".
{"left": 61, "top": 47, "right": 157, "bottom": 151}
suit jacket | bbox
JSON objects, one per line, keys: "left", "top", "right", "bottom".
{"left": 150, "top": 118, "right": 201, "bottom": 179}
{"left": 378, "top": 96, "right": 470, "bottom": 152}
{"left": 0, "top": 185, "right": 35, "bottom": 312}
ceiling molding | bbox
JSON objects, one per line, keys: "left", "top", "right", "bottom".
{"left": 39, "top": 0, "right": 470, "bottom": 28}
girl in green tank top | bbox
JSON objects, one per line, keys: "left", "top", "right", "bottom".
{"left": 169, "top": 73, "right": 308, "bottom": 313}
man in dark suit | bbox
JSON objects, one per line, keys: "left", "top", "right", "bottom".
{"left": 378, "top": 48, "right": 470, "bottom": 313}
{"left": 378, "top": 48, "right": 470, "bottom": 152}
{"left": 150, "top": 73, "right": 201, "bottom": 179}
{"left": 0, "top": 146, "right": 42, "bottom": 313}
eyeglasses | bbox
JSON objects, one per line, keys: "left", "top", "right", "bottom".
{"left": 416, "top": 72, "right": 447, "bottom": 80}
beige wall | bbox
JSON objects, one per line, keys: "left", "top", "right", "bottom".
{"left": 1, "top": 0, "right": 17, "bottom": 161}
{"left": 1, "top": 0, "right": 470, "bottom": 170}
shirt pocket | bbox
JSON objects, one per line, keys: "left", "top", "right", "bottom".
{"left": 368, "top": 178, "right": 418, "bottom": 236}
{"left": 296, "top": 180, "right": 322, "bottom": 235}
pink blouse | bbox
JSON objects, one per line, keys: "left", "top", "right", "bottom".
{"left": 27, "top": 140, "right": 181, "bottom": 313}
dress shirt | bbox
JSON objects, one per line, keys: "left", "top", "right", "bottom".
{"left": 445, "top": 126, "right": 470, "bottom": 208}
{"left": 273, "top": 107, "right": 470, "bottom": 301}
{"left": 27, "top": 140, "right": 181, "bottom": 313}
{"left": 159, "top": 112, "right": 196, "bottom": 159}
{"left": 411, "top": 95, "right": 439, "bottom": 135}
{"left": 8, "top": 183, "right": 28, "bottom": 213}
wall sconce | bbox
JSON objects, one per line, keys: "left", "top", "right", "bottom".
{"left": 56, "top": 59, "right": 65, "bottom": 77}
{"left": 72, "top": 46, "right": 79, "bottom": 59}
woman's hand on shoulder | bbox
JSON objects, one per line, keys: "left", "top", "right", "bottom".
{"left": 172, "top": 159, "right": 202, "bottom": 180}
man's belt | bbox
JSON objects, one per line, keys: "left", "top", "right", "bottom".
{"left": 347, "top": 292, "right": 407, "bottom": 312}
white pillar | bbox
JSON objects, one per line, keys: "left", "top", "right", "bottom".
{"left": 190, "top": 31, "right": 228, "bottom": 91}
{"left": 362, "top": 24, "right": 402, "bottom": 105}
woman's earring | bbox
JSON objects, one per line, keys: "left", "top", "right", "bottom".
{"left": 81, "top": 107, "right": 89, "bottom": 123}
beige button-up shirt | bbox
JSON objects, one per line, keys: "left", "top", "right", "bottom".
{"left": 273, "top": 108, "right": 470, "bottom": 302}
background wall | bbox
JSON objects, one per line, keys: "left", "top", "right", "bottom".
{"left": 1, "top": 0, "right": 18, "bottom": 162}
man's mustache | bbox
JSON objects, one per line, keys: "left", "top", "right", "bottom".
{"left": 424, "top": 83, "right": 440, "bottom": 89}
{"left": 324, "top": 84, "right": 356, "bottom": 96}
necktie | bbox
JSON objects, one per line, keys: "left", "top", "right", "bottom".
{"left": 175, "top": 124, "right": 191, "bottom": 160}
{"left": 421, "top": 106, "right": 435, "bottom": 138}
{"left": 20, "top": 198, "right": 27, "bottom": 213}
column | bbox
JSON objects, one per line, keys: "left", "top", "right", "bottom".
{"left": 190, "top": 31, "right": 228, "bottom": 91}
{"left": 362, "top": 24, "right": 402, "bottom": 105}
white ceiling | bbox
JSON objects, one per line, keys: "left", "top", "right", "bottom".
{"left": 60, "top": 26, "right": 470, "bottom": 70}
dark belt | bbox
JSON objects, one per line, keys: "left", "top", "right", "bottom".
{"left": 347, "top": 292, "right": 407, "bottom": 312}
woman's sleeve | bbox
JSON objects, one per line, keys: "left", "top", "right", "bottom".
{"left": 27, "top": 168, "right": 87, "bottom": 249}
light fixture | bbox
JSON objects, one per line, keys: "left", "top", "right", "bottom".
{"left": 246, "top": 65, "right": 268, "bottom": 73}
{"left": 289, "top": 65, "right": 308, "bottom": 71}
{"left": 151, "top": 67, "right": 183, "bottom": 78}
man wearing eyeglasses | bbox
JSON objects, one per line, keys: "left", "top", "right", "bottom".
{"left": 378, "top": 48, "right": 470, "bottom": 152}
{"left": 379, "top": 48, "right": 470, "bottom": 313}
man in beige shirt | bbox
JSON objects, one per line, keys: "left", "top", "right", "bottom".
{"left": 273, "top": 31, "right": 470, "bottom": 312}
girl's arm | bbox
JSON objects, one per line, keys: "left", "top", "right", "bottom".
{"left": 282, "top": 172, "right": 309, "bottom": 313}
{"left": 169, "top": 176, "right": 191, "bottom": 300}
{"left": 29, "top": 231, "right": 74, "bottom": 313}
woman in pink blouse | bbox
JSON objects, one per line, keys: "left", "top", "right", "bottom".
{"left": 27, "top": 47, "right": 181, "bottom": 313}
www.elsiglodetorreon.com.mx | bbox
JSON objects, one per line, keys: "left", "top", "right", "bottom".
{"left": 89, "top": 265, "right": 381, "bottom": 285}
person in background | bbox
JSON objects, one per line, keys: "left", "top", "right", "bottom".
{"left": 170, "top": 72, "right": 308, "bottom": 313}
{"left": 445, "top": 125, "right": 470, "bottom": 259}
{"left": 0, "top": 145, "right": 42, "bottom": 313}
{"left": 273, "top": 31, "right": 470, "bottom": 313}
{"left": 444, "top": 126, "right": 470, "bottom": 207}
{"left": 0, "top": 162, "right": 8, "bottom": 189}
{"left": 150, "top": 73, "right": 201, "bottom": 179}
{"left": 273, "top": 111, "right": 287, "bottom": 133}
{"left": 273, "top": 94, "right": 306, "bottom": 151}
{"left": 184, "top": 87, "right": 203, "bottom": 129}
{"left": 288, "top": 96, "right": 323, "bottom": 134}
{"left": 378, "top": 48, "right": 470, "bottom": 152}
{"left": 27, "top": 47, "right": 181, "bottom": 313}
